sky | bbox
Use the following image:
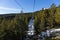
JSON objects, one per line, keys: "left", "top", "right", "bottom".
{"left": 0, "top": 0, "right": 60, "bottom": 14}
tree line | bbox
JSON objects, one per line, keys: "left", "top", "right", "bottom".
{"left": 0, "top": 3, "right": 60, "bottom": 40}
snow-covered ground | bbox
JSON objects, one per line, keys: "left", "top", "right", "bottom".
{"left": 27, "top": 17, "right": 35, "bottom": 35}
{"left": 50, "top": 28, "right": 60, "bottom": 33}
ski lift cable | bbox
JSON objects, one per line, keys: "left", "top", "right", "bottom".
{"left": 32, "top": 0, "right": 36, "bottom": 17}
{"left": 33, "top": 0, "right": 35, "bottom": 12}
{"left": 14, "top": 0, "right": 24, "bottom": 11}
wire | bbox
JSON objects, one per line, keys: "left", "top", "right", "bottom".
{"left": 32, "top": 0, "right": 36, "bottom": 17}
{"left": 33, "top": 0, "right": 35, "bottom": 12}
{"left": 14, "top": 0, "right": 23, "bottom": 11}
{"left": 14, "top": 0, "right": 36, "bottom": 13}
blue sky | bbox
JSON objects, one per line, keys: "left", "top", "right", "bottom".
{"left": 0, "top": 0, "right": 60, "bottom": 14}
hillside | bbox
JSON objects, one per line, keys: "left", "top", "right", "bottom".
{"left": 0, "top": 3, "right": 60, "bottom": 40}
